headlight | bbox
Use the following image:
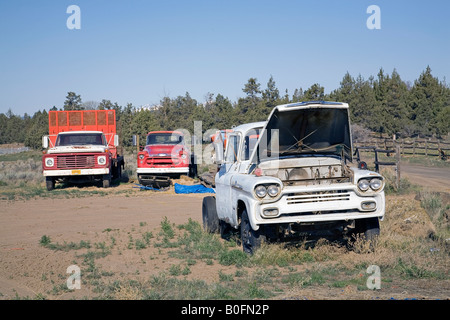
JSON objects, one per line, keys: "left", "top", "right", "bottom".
{"left": 267, "top": 184, "right": 281, "bottom": 197}
{"left": 358, "top": 179, "right": 370, "bottom": 191}
{"left": 255, "top": 185, "right": 267, "bottom": 198}
{"left": 370, "top": 178, "right": 382, "bottom": 190}
{"left": 97, "top": 156, "right": 106, "bottom": 165}
{"left": 255, "top": 184, "right": 281, "bottom": 198}
{"left": 45, "top": 157, "right": 54, "bottom": 167}
{"left": 138, "top": 154, "right": 145, "bottom": 160}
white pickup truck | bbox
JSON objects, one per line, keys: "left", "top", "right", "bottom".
{"left": 202, "top": 101, "right": 385, "bottom": 254}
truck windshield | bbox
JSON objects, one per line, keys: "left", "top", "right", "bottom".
{"left": 255, "top": 107, "right": 352, "bottom": 162}
{"left": 147, "top": 133, "right": 183, "bottom": 145}
{"left": 56, "top": 133, "right": 106, "bottom": 146}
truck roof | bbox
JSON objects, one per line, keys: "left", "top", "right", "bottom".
{"left": 57, "top": 131, "right": 104, "bottom": 135}
{"left": 232, "top": 122, "right": 266, "bottom": 135}
{"left": 147, "top": 131, "right": 184, "bottom": 135}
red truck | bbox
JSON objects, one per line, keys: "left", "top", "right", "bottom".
{"left": 42, "top": 110, "right": 125, "bottom": 190}
{"left": 136, "top": 130, "right": 196, "bottom": 188}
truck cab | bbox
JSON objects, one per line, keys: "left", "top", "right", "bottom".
{"left": 136, "top": 131, "right": 196, "bottom": 187}
{"left": 202, "top": 101, "right": 385, "bottom": 254}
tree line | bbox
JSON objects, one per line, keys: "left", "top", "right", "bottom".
{"left": 1, "top": 66, "right": 449, "bottom": 150}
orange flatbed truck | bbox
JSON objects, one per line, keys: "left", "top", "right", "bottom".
{"left": 42, "top": 110, "right": 125, "bottom": 190}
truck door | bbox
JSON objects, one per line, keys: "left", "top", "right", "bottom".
{"left": 215, "top": 133, "right": 240, "bottom": 221}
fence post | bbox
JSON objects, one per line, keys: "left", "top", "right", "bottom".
{"left": 425, "top": 140, "right": 428, "bottom": 156}
{"left": 374, "top": 149, "right": 379, "bottom": 173}
{"left": 395, "top": 144, "right": 401, "bottom": 191}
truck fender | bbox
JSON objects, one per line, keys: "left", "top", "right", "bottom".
{"left": 235, "top": 196, "right": 260, "bottom": 232}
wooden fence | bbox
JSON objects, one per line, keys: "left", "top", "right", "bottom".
{"left": 353, "top": 135, "right": 449, "bottom": 190}
{"left": 354, "top": 136, "right": 450, "bottom": 159}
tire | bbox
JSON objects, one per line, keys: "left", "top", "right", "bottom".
{"left": 363, "top": 217, "right": 380, "bottom": 241}
{"left": 102, "top": 174, "right": 111, "bottom": 188}
{"left": 46, "top": 177, "right": 55, "bottom": 191}
{"left": 219, "top": 220, "right": 232, "bottom": 240}
{"left": 351, "top": 217, "right": 380, "bottom": 251}
{"left": 189, "top": 155, "right": 198, "bottom": 178}
{"left": 240, "top": 209, "right": 265, "bottom": 255}
{"left": 202, "top": 196, "right": 219, "bottom": 233}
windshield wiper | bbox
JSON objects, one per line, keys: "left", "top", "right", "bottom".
{"left": 279, "top": 143, "right": 350, "bottom": 156}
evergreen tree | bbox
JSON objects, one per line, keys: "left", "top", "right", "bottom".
{"left": 409, "top": 66, "right": 447, "bottom": 136}
{"left": 292, "top": 88, "right": 304, "bottom": 102}
{"left": 64, "top": 92, "right": 83, "bottom": 110}
{"left": 303, "top": 83, "right": 325, "bottom": 101}
{"left": 262, "top": 75, "right": 280, "bottom": 109}
{"left": 24, "top": 110, "right": 49, "bottom": 149}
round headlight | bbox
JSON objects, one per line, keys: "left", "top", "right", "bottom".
{"left": 97, "top": 156, "right": 106, "bottom": 165}
{"left": 267, "top": 184, "right": 280, "bottom": 197}
{"left": 255, "top": 185, "right": 267, "bottom": 198}
{"left": 45, "top": 158, "right": 54, "bottom": 167}
{"left": 138, "top": 154, "right": 145, "bottom": 160}
{"left": 370, "top": 178, "right": 382, "bottom": 190}
{"left": 358, "top": 179, "right": 370, "bottom": 191}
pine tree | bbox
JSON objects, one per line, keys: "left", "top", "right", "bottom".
{"left": 262, "top": 75, "right": 280, "bottom": 109}
{"left": 409, "top": 66, "right": 447, "bottom": 136}
{"left": 303, "top": 83, "right": 325, "bottom": 101}
{"left": 64, "top": 92, "right": 83, "bottom": 110}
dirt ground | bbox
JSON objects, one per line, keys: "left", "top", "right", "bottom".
{"left": 401, "top": 162, "right": 450, "bottom": 192}
{"left": 0, "top": 166, "right": 449, "bottom": 300}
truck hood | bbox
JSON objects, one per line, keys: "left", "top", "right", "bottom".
{"left": 47, "top": 145, "right": 108, "bottom": 154}
{"left": 144, "top": 144, "right": 186, "bottom": 156}
{"left": 251, "top": 104, "right": 352, "bottom": 165}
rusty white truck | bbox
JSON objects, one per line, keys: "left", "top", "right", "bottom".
{"left": 202, "top": 101, "right": 385, "bottom": 254}
{"left": 42, "top": 110, "right": 124, "bottom": 190}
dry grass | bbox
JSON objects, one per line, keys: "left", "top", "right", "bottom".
{"left": 0, "top": 158, "right": 43, "bottom": 186}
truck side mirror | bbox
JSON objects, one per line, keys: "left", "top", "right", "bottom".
{"left": 114, "top": 134, "right": 119, "bottom": 147}
{"left": 42, "top": 136, "right": 49, "bottom": 149}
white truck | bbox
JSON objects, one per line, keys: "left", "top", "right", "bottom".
{"left": 202, "top": 101, "right": 385, "bottom": 254}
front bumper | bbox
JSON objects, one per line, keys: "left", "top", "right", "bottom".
{"left": 43, "top": 168, "right": 110, "bottom": 177}
{"left": 250, "top": 183, "right": 385, "bottom": 229}
{"left": 136, "top": 167, "right": 189, "bottom": 174}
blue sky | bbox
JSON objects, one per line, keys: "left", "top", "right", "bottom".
{"left": 0, "top": 0, "right": 449, "bottom": 115}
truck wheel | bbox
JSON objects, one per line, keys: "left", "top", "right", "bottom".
{"left": 219, "top": 220, "right": 232, "bottom": 240}
{"left": 202, "top": 196, "right": 219, "bottom": 233}
{"left": 351, "top": 217, "right": 380, "bottom": 250}
{"left": 102, "top": 174, "right": 111, "bottom": 188}
{"left": 240, "top": 209, "right": 265, "bottom": 255}
{"left": 46, "top": 177, "right": 55, "bottom": 191}
{"left": 189, "top": 155, "right": 198, "bottom": 178}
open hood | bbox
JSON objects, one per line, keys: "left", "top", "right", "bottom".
{"left": 251, "top": 102, "right": 352, "bottom": 165}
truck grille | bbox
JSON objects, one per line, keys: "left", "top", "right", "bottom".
{"left": 146, "top": 157, "right": 179, "bottom": 166}
{"left": 286, "top": 190, "right": 351, "bottom": 205}
{"left": 56, "top": 154, "right": 96, "bottom": 169}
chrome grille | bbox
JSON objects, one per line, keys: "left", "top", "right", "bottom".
{"left": 56, "top": 154, "right": 96, "bottom": 169}
{"left": 286, "top": 190, "right": 351, "bottom": 204}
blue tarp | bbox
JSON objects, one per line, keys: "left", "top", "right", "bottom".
{"left": 174, "top": 183, "right": 215, "bottom": 194}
